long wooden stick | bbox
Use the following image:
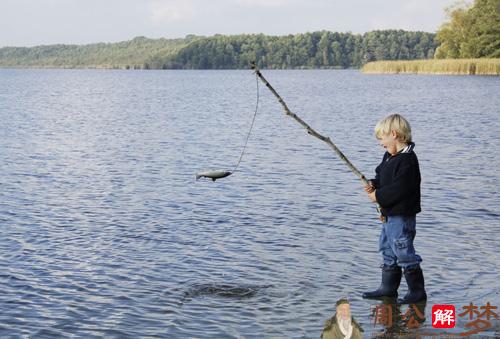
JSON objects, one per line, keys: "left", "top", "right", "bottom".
{"left": 251, "top": 62, "right": 382, "bottom": 216}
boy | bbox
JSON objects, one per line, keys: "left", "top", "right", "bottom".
{"left": 362, "top": 114, "right": 427, "bottom": 304}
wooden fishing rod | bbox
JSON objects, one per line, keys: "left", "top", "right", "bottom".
{"left": 250, "top": 62, "right": 382, "bottom": 217}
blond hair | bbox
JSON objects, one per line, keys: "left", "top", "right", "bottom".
{"left": 374, "top": 114, "right": 412, "bottom": 143}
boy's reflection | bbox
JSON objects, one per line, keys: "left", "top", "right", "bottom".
{"left": 371, "top": 299, "right": 427, "bottom": 337}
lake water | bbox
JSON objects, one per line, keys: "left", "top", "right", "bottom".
{"left": 1, "top": 69, "right": 499, "bottom": 338}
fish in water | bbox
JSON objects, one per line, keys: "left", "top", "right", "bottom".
{"left": 183, "top": 283, "right": 272, "bottom": 300}
{"left": 196, "top": 170, "right": 232, "bottom": 181}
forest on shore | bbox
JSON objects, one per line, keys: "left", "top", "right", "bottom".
{"left": 0, "top": 0, "right": 497, "bottom": 70}
{"left": 0, "top": 30, "right": 437, "bottom": 70}
{"left": 362, "top": 0, "right": 499, "bottom": 75}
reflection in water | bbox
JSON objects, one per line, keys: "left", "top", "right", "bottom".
{"left": 370, "top": 299, "right": 427, "bottom": 338}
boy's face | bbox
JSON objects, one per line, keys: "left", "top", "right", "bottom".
{"left": 377, "top": 131, "right": 399, "bottom": 155}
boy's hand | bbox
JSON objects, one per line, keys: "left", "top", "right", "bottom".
{"left": 368, "top": 191, "right": 377, "bottom": 203}
{"left": 364, "top": 181, "right": 375, "bottom": 193}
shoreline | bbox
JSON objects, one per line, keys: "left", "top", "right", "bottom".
{"left": 362, "top": 59, "right": 500, "bottom": 75}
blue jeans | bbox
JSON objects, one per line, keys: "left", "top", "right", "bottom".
{"left": 379, "top": 215, "right": 422, "bottom": 269}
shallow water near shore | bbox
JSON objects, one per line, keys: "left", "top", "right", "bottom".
{"left": 1, "top": 69, "right": 499, "bottom": 338}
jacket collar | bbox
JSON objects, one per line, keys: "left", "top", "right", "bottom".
{"left": 385, "top": 142, "right": 415, "bottom": 161}
{"left": 400, "top": 142, "right": 415, "bottom": 154}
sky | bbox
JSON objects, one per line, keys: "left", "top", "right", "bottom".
{"left": 0, "top": 0, "right": 458, "bottom": 47}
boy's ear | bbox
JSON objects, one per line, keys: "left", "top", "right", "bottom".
{"left": 390, "top": 130, "right": 397, "bottom": 139}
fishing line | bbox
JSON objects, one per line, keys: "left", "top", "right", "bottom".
{"left": 195, "top": 71, "right": 260, "bottom": 181}
{"left": 232, "top": 72, "right": 260, "bottom": 173}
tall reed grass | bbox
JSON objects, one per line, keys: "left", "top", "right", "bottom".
{"left": 362, "top": 59, "right": 500, "bottom": 75}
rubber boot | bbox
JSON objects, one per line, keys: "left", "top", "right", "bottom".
{"left": 362, "top": 265, "right": 402, "bottom": 299}
{"left": 397, "top": 265, "right": 427, "bottom": 304}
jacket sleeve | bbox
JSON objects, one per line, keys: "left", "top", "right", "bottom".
{"left": 371, "top": 167, "right": 380, "bottom": 188}
{"left": 371, "top": 153, "right": 388, "bottom": 189}
{"left": 375, "top": 158, "right": 418, "bottom": 208}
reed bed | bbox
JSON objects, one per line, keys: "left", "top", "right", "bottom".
{"left": 362, "top": 59, "right": 500, "bottom": 75}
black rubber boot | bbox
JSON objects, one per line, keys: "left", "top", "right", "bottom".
{"left": 397, "top": 265, "right": 427, "bottom": 304}
{"left": 362, "top": 265, "right": 402, "bottom": 299}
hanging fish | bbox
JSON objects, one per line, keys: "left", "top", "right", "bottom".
{"left": 196, "top": 170, "right": 232, "bottom": 181}
{"left": 195, "top": 71, "right": 260, "bottom": 183}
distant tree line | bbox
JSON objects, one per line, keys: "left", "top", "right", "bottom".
{"left": 0, "top": 30, "right": 438, "bottom": 70}
{"left": 0, "top": 36, "right": 196, "bottom": 69}
{"left": 158, "top": 30, "right": 438, "bottom": 69}
{"left": 435, "top": 0, "right": 500, "bottom": 58}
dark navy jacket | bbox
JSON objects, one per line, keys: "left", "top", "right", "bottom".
{"left": 372, "top": 143, "right": 421, "bottom": 216}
